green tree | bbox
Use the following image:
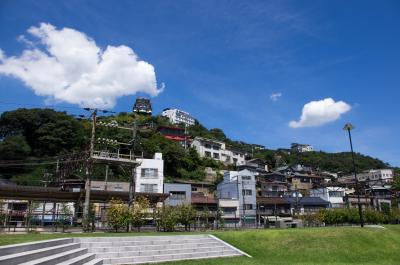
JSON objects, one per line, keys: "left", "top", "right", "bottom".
{"left": 0, "top": 108, "right": 86, "bottom": 156}
{"left": 0, "top": 200, "right": 7, "bottom": 229}
{"left": 201, "top": 206, "right": 210, "bottom": 229}
{"left": 58, "top": 203, "right": 72, "bottom": 233}
{"left": 156, "top": 206, "right": 177, "bottom": 232}
{"left": 177, "top": 204, "right": 196, "bottom": 231}
{"left": 0, "top": 135, "right": 31, "bottom": 160}
{"left": 130, "top": 196, "right": 150, "bottom": 232}
{"left": 107, "top": 198, "right": 130, "bottom": 232}
{"left": 215, "top": 207, "right": 224, "bottom": 229}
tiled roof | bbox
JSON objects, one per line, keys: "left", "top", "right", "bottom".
{"left": 285, "top": 197, "right": 329, "bottom": 206}
{"left": 256, "top": 197, "right": 289, "bottom": 205}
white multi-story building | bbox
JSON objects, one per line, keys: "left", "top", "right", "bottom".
{"left": 339, "top": 169, "right": 393, "bottom": 185}
{"left": 291, "top": 143, "right": 314, "bottom": 152}
{"left": 217, "top": 170, "right": 256, "bottom": 224}
{"left": 191, "top": 137, "right": 245, "bottom": 166}
{"left": 135, "top": 153, "right": 164, "bottom": 193}
{"left": 161, "top": 108, "right": 195, "bottom": 127}
{"left": 310, "top": 187, "right": 345, "bottom": 208}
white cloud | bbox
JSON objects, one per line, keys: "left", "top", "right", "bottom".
{"left": 270, "top": 92, "right": 282, "bottom": 101}
{"left": 289, "top": 98, "right": 351, "bottom": 128}
{"left": 0, "top": 23, "right": 163, "bottom": 108}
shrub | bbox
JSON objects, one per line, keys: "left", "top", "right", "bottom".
{"left": 131, "top": 196, "right": 150, "bottom": 232}
{"left": 107, "top": 198, "right": 130, "bottom": 232}
{"left": 156, "top": 206, "right": 177, "bottom": 232}
{"left": 176, "top": 204, "right": 196, "bottom": 231}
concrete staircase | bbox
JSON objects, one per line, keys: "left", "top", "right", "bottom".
{"left": 0, "top": 238, "right": 102, "bottom": 265}
{"left": 0, "top": 235, "right": 245, "bottom": 265}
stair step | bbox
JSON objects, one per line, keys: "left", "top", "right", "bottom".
{"left": 19, "top": 247, "right": 88, "bottom": 265}
{"left": 94, "top": 246, "right": 229, "bottom": 258}
{"left": 88, "top": 242, "right": 223, "bottom": 253}
{"left": 57, "top": 253, "right": 96, "bottom": 265}
{"left": 0, "top": 243, "right": 80, "bottom": 265}
{"left": 0, "top": 238, "right": 73, "bottom": 257}
{"left": 80, "top": 238, "right": 216, "bottom": 248}
{"left": 75, "top": 235, "right": 209, "bottom": 243}
{"left": 102, "top": 249, "right": 241, "bottom": 264}
{"left": 130, "top": 253, "right": 242, "bottom": 264}
{"left": 83, "top": 258, "right": 103, "bottom": 265}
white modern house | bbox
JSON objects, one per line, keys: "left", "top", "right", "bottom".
{"left": 291, "top": 143, "right": 314, "bottom": 153}
{"left": 310, "top": 187, "right": 345, "bottom": 208}
{"left": 217, "top": 170, "right": 256, "bottom": 224}
{"left": 191, "top": 137, "right": 245, "bottom": 166}
{"left": 161, "top": 108, "right": 195, "bottom": 127}
{"left": 135, "top": 153, "right": 164, "bottom": 193}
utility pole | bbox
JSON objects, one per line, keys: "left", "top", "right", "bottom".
{"left": 128, "top": 121, "right": 138, "bottom": 209}
{"left": 344, "top": 123, "right": 364, "bottom": 227}
{"left": 83, "top": 109, "right": 97, "bottom": 231}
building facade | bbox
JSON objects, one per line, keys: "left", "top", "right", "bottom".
{"left": 310, "top": 187, "right": 345, "bottom": 208}
{"left": 218, "top": 198, "right": 240, "bottom": 225}
{"left": 217, "top": 170, "right": 256, "bottom": 224}
{"left": 157, "top": 125, "right": 192, "bottom": 148}
{"left": 163, "top": 183, "right": 192, "bottom": 206}
{"left": 291, "top": 143, "right": 314, "bottom": 153}
{"left": 161, "top": 108, "right": 195, "bottom": 126}
{"left": 135, "top": 153, "right": 164, "bottom": 193}
{"left": 191, "top": 137, "right": 245, "bottom": 166}
{"left": 340, "top": 169, "right": 394, "bottom": 185}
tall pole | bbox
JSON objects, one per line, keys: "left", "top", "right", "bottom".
{"left": 83, "top": 109, "right": 96, "bottom": 231}
{"left": 344, "top": 123, "right": 364, "bottom": 227}
{"left": 128, "top": 121, "right": 138, "bottom": 209}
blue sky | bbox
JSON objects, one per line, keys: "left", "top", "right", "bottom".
{"left": 0, "top": 0, "right": 399, "bottom": 166}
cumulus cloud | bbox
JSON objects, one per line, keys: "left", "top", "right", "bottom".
{"left": 270, "top": 92, "right": 282, "bottom": 101}
{"left": 0, "top": 23, "right": 163, "bottom": 108}
{"left": 289, "top": 98, "right": 351, "bottom": 128}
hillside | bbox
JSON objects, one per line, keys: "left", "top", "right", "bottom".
{"left": 0, "top": 108, "right": 393, "bottom": 186}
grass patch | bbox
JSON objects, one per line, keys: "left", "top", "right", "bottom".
{"left": 1, "top": 226, "right": 399, "bottom": 264}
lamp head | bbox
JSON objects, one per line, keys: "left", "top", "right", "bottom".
{"left": 343, "top": 123, "right": 354, "bottom": 131}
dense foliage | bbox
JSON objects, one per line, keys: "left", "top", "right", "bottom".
{"left": 300, "top": 208, "right": 400, "bottom": 226}
{"left": 0, "top": 108, "right": 393, "bottom": 185}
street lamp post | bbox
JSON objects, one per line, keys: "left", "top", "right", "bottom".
{"left": 343, "top": 123, "right": 364, "bottom": 227}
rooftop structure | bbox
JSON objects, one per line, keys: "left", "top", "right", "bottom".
{"left": 133, "top": 97, "right": 152, "bottom": 115}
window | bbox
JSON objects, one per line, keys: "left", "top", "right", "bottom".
{"left": 205, "top": 151, "right": 211, "bottom": 157}
{"left": 213, "top": 145, "right": 220, "bottom": 150}
{"left": 242, "top": 176, "right": 251, "bottom": 180}
{"left": 222, "top": 207, "right": 237, "bottom": 214}
{"left": 170, "top": 191, "right": 186, "bottom": 200}
{"left": 213, "top": 153, "right": 220, "bottom": 159}
{"left": 329, "top": 191, "right": 344, "bottom": 198}
{"left": 140, "top": 184, "right": 158, "bottom": 193}
{"left": 192, "top": 187, "right": 198, "bottom": 192}
{"left": 141, "top": 168, "right": 158, "bottom": 178}
{"left": 114, "top": 186, "right": 123, "bottom": 192}
{"left": 244, "top": 204, "right": 253, "bottom": 210}
{"left": 242, "top": 189, "right": 252, "bottom": 196}
{"left": 205, "top": 144, "right": 211, "bottom": 149}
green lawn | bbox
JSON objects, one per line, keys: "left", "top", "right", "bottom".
{"left": 1, "top": 226, "right": 400, "bottom": 265}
